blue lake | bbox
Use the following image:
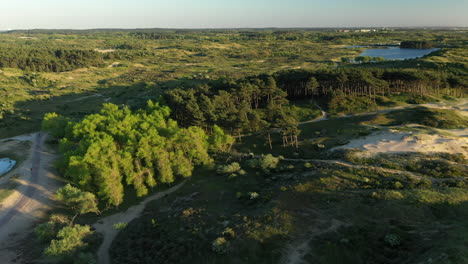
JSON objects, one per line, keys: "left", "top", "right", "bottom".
{"left": 359, "top": 47, "right": 440, "bottom": 60}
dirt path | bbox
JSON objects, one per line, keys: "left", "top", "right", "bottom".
{"left": 66, "top": 93, "right": 103, "bottom": 102}
{"left": 305, "top": 98, "right": 467, "bottom": 124}
{"left": 0, "top": 133, "right": 60, "bottom": 264}
{"left": 236, "top": 99, "right": 465, "bottom": 139}
{"left": 281, "top": 219, "right": 347, "bottom": 264}
{"left": 93, "top": 180, "right": 187, "bottom": 264}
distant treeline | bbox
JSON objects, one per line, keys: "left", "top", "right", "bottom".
{"left": 275, "top": 68, "right": 465, "bottom": 99}
{"left": 0, "top": 47, "right": 110, "bottom": 72}
{"left": 125, "top": 30, "right": 428, "bottom": 42}
{"left": 400, "top": 41, "right": 434, "bottom": 49}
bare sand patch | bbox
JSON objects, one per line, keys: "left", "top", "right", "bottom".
{"left": 108, "top": 62, "right": 121, "bottom": 68}
{"left": 95, "top": 49, "right": 117, "bottom": 53}
{"left": 334, "top": 128, "right": 468, "bottom": 158}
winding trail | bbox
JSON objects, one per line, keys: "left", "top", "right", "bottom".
{"left": 281, "top": 219, "right": 347, "bottom": 264}
{"left": 66, "top": 93, "right": 103, "bottom": 102}
{"left": 93, "top": 180, "right": 187, "bottom": 264}
{"left": 236, "top": 99, "right": 467, "bottom": 139}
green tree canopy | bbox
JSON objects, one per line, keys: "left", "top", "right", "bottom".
{"left": 44, "top": 225, "right": 93, "bottom": 258}
{"left": 53, "top": 101, "right": 213, "bottom": 206}
{"left": 56, "top": 184, "right": 99, "bottom": 217}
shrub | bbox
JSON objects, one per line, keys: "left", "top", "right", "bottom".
{"left": 394, "top": 181, "right": 404, "bottom": 189}
{"left": 44, "top": 225, "right": 93, "bottom": 258}
{"left": 113, "top": 222, "right": 128, "bottom": 230}
{"left": 259, "top": 154, "right": 280, "bottom": 170}
{"left": 384, "top": 233, "right": 401, "bottom": 247}
{"left": 212, "top": 237, "right": 229, "bottom": 253}
{"left": 222, "top": 227, "right": 236, "bottom": 239}
{"left": 246, "top": 159, "right": 259, "bottom": 168}
{"left": 216, "top": 162, "right": 242, "bottom": 175}
{"left": 35, "top": 222, "right": 60, "bottom": 242}
{"left": 248, "top": 192, "right": 259, "bottom": 200}
{"left": 245, "top": 154, "right": 280, "bottom": 172}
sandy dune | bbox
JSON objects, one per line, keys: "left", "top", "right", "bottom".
{"left": 333, "top": 98, "right": 468, "bottom": 157}
{"left": 334, "top": 128, "right": 468, "bottom": 158}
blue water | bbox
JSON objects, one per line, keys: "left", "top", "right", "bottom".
{"left": 360, "top": 47, "right": 439, "bottom": 60}
{"left": 0, "top": 158, "right": 16, "bottom": 176}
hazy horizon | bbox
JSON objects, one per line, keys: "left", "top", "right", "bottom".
{"left": 1, "top": 0, "right": 467, "bottom": 30}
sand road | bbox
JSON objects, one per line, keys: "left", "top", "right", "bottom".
{"left": 0, "top": 133, "right": 60, "bottom": 263}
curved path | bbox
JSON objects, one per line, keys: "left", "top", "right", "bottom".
{"left": 236, "top": 99, "right": 465, "bottom": 139}
{"left": 94, "top": 180, "right": 187, "bottom": 264}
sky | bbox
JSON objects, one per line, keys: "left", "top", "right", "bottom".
{"left": 1, "top": 0, "right": 467, "bottom": 30}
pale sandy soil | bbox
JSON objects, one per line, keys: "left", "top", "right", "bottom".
{"left": 94, "top": 181, "right": 186, "bottom": 264}
{"left": 333, "top": 128, "right": 468, "bottom": 158}
{"left": 0, "top": 133, "right": 60, "bottom": 264}
{"left": 95, "top": 49, "right": 117, "bottom": 53}
{"left": 421, "top": 98, "right": 468, "bottom": 117}
{"left": 280, "top": 99, "right": 468, "bottom": 262}
{"left": 108, "top": 62, "right": 121, "bottom": 68}
{"left": 333, "top": 98, "right": 468, "bottom": 158}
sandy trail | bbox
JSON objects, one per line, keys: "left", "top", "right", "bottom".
{"left": 298, "top": 104, "right": 328, "bottom": 124}
{"left": 238, "top": 98, "right": 466, "bottom": 139}
{"left": 0, "top": 133, "right": 60, "bottom": 264}
{"left": 281, "top": 219, "right": 346, "bottom": 264}
{"left": 66, "top": 93, "right": 103, "bottom": 102}
{"left": 93, "top": 180, "right": 187, "bottom": 264}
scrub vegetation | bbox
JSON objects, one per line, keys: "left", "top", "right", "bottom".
{"left": 0, "top": 28, "right": 466, "bottom": 264}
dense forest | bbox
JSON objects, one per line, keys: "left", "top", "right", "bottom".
{"left": 42, "top": 102, "right": 234, "bottom": 206}
{"left": 163, "top": 68, "right": 466, "bottom": 136}
{"left": 0, "top": 47, "right": 108, "bottom": 72}
{"left": 400, "top": 40, "right": 434, "bottom": 49}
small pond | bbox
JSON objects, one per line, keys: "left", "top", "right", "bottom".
{"left": 0, "top": 158, "right": 16, "bottom": 176}
{"left": 359, "top": 46, "right": 440, "bottom": 60}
